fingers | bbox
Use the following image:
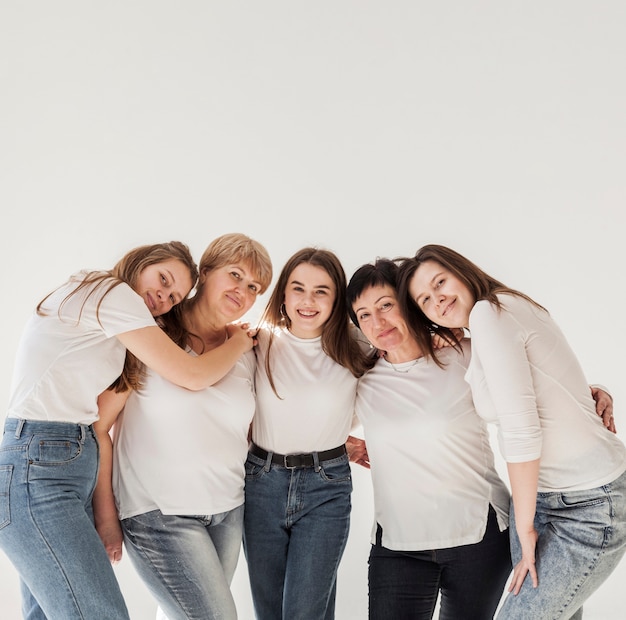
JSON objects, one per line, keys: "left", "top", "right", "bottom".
{"left": 106, "top": 544, "right": 123, "bottom": 565}
{"left": 606, "top": 414, "right": 617, "bottom": 434}
{"left": 354, "top": 458, "right": 371, "bottom": 469}
{"left": 226, "top": 322, "right": 259, "bottom": 348}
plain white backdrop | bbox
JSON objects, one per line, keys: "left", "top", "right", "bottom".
{"left": 1, "top": 2, "right": 625, "bottom": 618}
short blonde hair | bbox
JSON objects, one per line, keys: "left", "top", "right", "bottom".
{"left": 197, "top": 233, "right": 273, "bottom": 295}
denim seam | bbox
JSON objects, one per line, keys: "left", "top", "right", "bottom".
{"left": 554, "top": 488, "right": 614, "bottom": 619}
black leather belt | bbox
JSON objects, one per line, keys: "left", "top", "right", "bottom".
{"left": 250, "top": 442, "right": 347, "bottom": 469}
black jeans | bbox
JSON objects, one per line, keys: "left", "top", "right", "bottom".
{"left": 368, "top": 506, "right": 511, "bottom": 620}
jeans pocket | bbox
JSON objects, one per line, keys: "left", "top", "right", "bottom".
{"left": 0, "top": 465, "right": 13, "bottom": 529}
{"left": 319, "top": 457, "right": 352, "bottom": 484}
{"left": 559, "top": 492, "right": 607, "bottom": 509}
{"left": 245, "top": 455, "right": 267, "bottom": 479}
{"left": 32, "top": 438, "right": 82, "bottom": 464}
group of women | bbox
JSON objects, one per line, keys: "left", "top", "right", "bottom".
{"left": 0, "top": 234, "right": 623, "bottom": 620}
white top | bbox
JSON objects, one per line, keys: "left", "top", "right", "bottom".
{"left": 356, "top": 341, "right": 510, "bottom": 551}
{"left": 113, "top": 349, "right": 256, "bottom": 519}
{"left": 8, "top": 275, "right": 156, "bottom": 425}
{"left": 467, "top": 294, "right": 626, "bottom": 492}
{"left": 251, "top": 326, "right": 359, "bottom": 454}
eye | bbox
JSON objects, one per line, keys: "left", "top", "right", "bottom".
{"left": 169, "top": 293, "right": 176, "bottom": 304}
{"left": 231, "top": 271, "right": 242, "bottom": 280}
{"left": 435, "top": 279, "right": 444, "bottom": 288}
{"left": 380, "top": 302, "right": 393, "bottom": 312}
{"left": 292, "top": 285, "right": 304, "bottom": 293}
{"left": 249, "top": 283, "right": 259, "bottom": 293}
{"left": 315, "top": 289, "right": 327, "bottom": 296}
{"left": 161, "top": 274, "right": 168, "bottom": 285}
{"left": 421, "top": 295, "right": 430, "bottom": 306}
{"left": 358, "top": 311, "right": 370, "bottom": 322}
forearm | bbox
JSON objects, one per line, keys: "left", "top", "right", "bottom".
{"left": 194, "top": 337, "right": 251, "bottom": 387}
{"left": 120, "top": 325, "right": 253, "bottom": 391}
{"left": 507, "top": 459, "right": 540, "bottom": 534}
{"left": 92, "top": 430, "right": 118, "bottom": 526}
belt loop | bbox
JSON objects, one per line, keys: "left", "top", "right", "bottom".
{"left": 313, "top": 451, "right": 321, "bottom": 473}
{"left": 14, "top": 419, "right": 25, "bottom": 439}
{"left": 264, "top": 451, "right": 273, "bottom": 472}
{"left": 79, "top": 424, "right": 86, "bottom": 443}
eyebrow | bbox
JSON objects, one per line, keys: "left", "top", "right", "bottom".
{"left": 230, "top": 264, "right": 262, "bottom": 288}
{"left": 290, "top": 279, "right": 332, "bottom": 290}
{"left": 354, "top": 294, "right": 393, "bottom": 315}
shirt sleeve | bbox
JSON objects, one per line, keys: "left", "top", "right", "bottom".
{"left": 95, "top": 282, "right": 157, "bottom": 338}
{"left": 469, "top": 299, "right": 542, "bottom": 462}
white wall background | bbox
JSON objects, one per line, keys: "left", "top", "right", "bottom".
{"left": 1, "top": 2, "right": 625, "bottom": 618}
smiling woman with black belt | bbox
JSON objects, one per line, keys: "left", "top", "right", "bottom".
{"left": 243, "top": 247, "right": 373, "bottom": 620}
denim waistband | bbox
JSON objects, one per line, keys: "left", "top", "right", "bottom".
{"left": 4, "top": 418, "right": 93, "bottom": 440}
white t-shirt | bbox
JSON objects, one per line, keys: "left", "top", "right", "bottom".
{"left": 8, "top": 274, "right": 156, "bottom": 425}
{"left": 356, "top": 341, "right": 510, "bottom": 551}
{"left": 114, "top": 349, "right": 256, "bottom": 519}
{"left": 467, "top": 294, "right": 626, "bottom": 492}
{"left": 251, "top": 326, "right": 359, "bottom": 454}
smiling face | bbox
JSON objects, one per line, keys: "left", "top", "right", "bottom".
{"left": 135, "top": 258, "right": 195, "bottom": 316}
{"left": 352, "top": 283, "right": 416, "bottom": 361}
{"left": 408, "top": 260, "right": 475, "bottom": 329}
{"left": 201, "top": 261, "right": 263, "bottom": 323}
{"left": 283, "top": 263, "right": 336, "bottom": 339}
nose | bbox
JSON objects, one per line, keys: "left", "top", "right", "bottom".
{"left": 372, "top": 312, "right": 384, "bottom": 328}
{"left": 155, "top": 289, "right": 173, "bottom": 312}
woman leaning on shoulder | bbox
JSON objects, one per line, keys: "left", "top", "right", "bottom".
{"left": 399, "top": 244, "right": 626, "bottom": 620}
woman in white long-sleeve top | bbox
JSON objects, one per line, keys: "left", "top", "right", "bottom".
{"left": 401, "top": 244, "right": 626, "bottom": 620}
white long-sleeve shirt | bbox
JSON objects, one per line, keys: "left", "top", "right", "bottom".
{"left": 356, "top": 341, "right": 510, "bottom": 551}
{"left": 467, "top": 294, "right": 626, "bottom": 492}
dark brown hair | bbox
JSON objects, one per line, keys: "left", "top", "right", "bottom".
{"left": 347, "top": 257, "right": 457, "bottom": 368}
{"left": 261, "top": 247, "right": 371, "bottom": 396}
{"left": 396, "top": 244, "right": 545, "bottom": 363}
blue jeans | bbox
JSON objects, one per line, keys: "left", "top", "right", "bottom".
{"left": 497, "top": 468, "right": 626, "bottom": 619}
{"left": 368, "top": 506, "right": 511, "bottom": 619}
{"left": 243, "top": 449, "right": 352, "bottom": 620}
{"left": 0, "top": 418, "right": 130, "bottom": 620}
{"left": 122, "top": 504, "right": 244, "bottom": 620}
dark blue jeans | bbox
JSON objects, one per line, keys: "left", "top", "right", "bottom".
{"left": 368, "top": 506, "right": 511, "bottom": 620}
{"left": 243, "top": 449, "right": 352, "bottom": 620}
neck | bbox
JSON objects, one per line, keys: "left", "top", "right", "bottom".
{"left": 184, "top": 306, "right": 228, "bottom": 351}
{"left": 384, "top": 342, "right": 424, "bottom": 364}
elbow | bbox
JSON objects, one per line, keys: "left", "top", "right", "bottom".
{"left": 177, "top": 375, "right": 209, "bottom": 391}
